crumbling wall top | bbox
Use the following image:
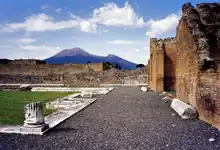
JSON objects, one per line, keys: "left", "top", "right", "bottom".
{"left": 150, "top": 37, "right": 176, "bottom": 49}
{"left": 180, "top": 2, "right": 220, "bottom": 71}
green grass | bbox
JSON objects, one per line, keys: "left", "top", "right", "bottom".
{"left": 0, "top": 92, "right": 75, "bottom": 125}
{"left": 166, "top": 90, "right": 176, "bottom": 95}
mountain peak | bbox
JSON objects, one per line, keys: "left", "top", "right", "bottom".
{"left": 107, "top": 54, "right": 117, "bottom": 57}
{"left": 53, "top": 47, "right": 90, "bottom": 57}
{"left": 45, "top": 47, "right": 137, "bottom": 69}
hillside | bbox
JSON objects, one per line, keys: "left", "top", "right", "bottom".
{"left": 45, "top": 47, "right": 137, "bottom": 70}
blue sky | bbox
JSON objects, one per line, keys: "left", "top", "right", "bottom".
{"left": 0, "top": 0, "right": 218, "bottom": 64}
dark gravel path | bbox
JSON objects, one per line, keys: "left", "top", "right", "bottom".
{"left": 0, "top": 87, "right": 220, "bottom": 150}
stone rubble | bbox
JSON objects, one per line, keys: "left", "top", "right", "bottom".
{"left": 171, "top": 99, "right": 197, "bottom": 119}
{"left": 141, "top": 87, "right": 148, "bottom": 92}
{"left": 209, "top": 138, "right": 215, "bottom": 142}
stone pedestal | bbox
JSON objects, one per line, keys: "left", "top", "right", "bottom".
{"left": 21, "top": 102, "right": 49, "bottom": 132}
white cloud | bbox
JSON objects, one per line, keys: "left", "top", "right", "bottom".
{"left": 20, "top": 44, "right": 60, "bottom": 50}
{"left": 56, "top": 8, "right": 62, "bottom": 13}
{"left": 103, "top": 29, "right": 108, "bottom": 33}
{"left": 0, "top": 43, "right": 62, "bottom": 59}
{"left": 80, "top": 20, "right": 97, "bottom": 33}
{"left": 41, "top": 5, "right": 48, "bottom": 10}
{"left": 0, "top": 45, "right": 16, "bottom": 48}
{"left": 145, "top": 12, "right": 181, "bottom": 37}
{"left": 7, "top": 38, "right": 36, "bottom": 45}
{"left": 92, "top": 2, "right": 145, "bottom": 27}
{"left": 20, "top": 45, "right": 61, "bottom": 54}
{"left": 106, "top": 40, "right": 140, "bottom": 45}
{"left": 5, "top": 45, "right": 62, "bottom": 59}
{"left": 19, "top": 38, "right": 36, "bottom": 44}
{"left": 5, "top": 13, "right": 97, "bottom": 33}
{"left": 135, "top": 48, "right": 140, "bottom": 52}
{"left": 3, "top": 2, "right": 146, "bottom": 34}
{"left": 2, "top": 1, "right": 180, "bottom": 40}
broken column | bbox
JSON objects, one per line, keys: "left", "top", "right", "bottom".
{"left": 171, "top": 99, "right": 197, "bottom": 119}
{"left": 21, "top": 102, "right": 49, "bottom": 132}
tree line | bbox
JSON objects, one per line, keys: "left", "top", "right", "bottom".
{"left": 87, "top": 61, "right": 145, "bottom": 69}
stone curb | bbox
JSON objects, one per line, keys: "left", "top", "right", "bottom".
{"left": 100, "top": 84, "right": 148, "bottom": 87}
{"left": 0, "top": 98, "right": 97, "bottom": 135}
{"left": 0, "top": 87, "right": 114, "bottom": 135}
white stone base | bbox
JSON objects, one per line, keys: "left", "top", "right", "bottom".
{"left": 171, "top": 99, "right": 197, "bottom": 119}
{"left": 20, "top": 124, "right": 49, "bottom": 132}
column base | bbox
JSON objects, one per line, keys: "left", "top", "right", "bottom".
{"left": 21, "top": 123, "right": 49, "bottom": 132}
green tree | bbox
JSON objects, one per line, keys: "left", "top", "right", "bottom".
{"left": 115, "top": 63, "right": 121, "bottom": 70}
{"left": 136, "top": 64, "right": 145, "bottom": 68}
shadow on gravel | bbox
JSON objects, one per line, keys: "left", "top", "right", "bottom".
{"left": 48, "top": 127, "right": 77, "bottom": 133}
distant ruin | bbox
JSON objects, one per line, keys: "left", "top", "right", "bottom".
{"left": 148, "top": 2, "right": 220, "bottom": 128}
{"left": 148, "top": 37, "right": 177, "bottom": 92}
{"left": 0, "top": 59, "right": 147, "bottom": 86}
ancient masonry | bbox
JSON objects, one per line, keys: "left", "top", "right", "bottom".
{"left": 148, "top": 2, "right": 220, "bottom": 128}
{"left": 0, "top": 59, "right": 105, "bottom": 85}
{"left": 0, "top": 59, "right": 147, "bottom": 86}
{"left": 148, "top": 37, "right": 176, "bottom": 92}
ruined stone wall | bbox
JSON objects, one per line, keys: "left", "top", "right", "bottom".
{"left": 163, "top": 38, "right": 177, "bottom": 91}
{"left": 0, "top": 59, "right": 46, "bottom": 65}
{"left": 147, "top": 59, "right": 151, "bottom": 85}
{"left": 87, "top": 63, "right": 104, "bottom": 72}
{"left": 0, "top": 64, "right": 90, "bottom": 75}
{"left": 176, "top": 16, "right": 198, "bottom": 105}
{"left": 65, "top": 68, "right": 147, "bottom": 86}
{"left": 197, "top": 72, "right": 220, "bottom": 128}
{"left": 0, "top": 59, "right": 146, "bottom": 86}
{"left": 0, "top": 74, "right": 63, "bottom": 84}
{"left": 0, "top": 62, "right": 105, "bottom": 76}
{"left": 148, "top": 37, "right": 177, "bottom": 92}
{"left": 0, "top": 60, "right": 106, "bottom": 84}
{"left": 0, "top": 68, "right": 147, "bottom": 86}
{"left": 176, "top": 2, "right": 220, "bottom": 128}
{"left": 149, "top": 38, "right": 164, "bottom": 92}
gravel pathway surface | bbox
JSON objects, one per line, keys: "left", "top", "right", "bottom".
{"left": 0, "top": 87, "right": 220, "bottom": 150}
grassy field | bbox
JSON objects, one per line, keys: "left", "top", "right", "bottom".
{"left": 0, "top": 92, "right": 74, "bottom": 125}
